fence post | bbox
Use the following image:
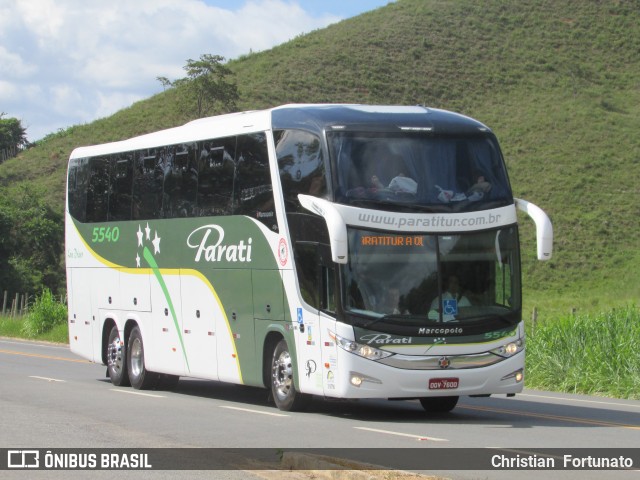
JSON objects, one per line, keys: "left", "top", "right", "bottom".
{"left": 12, "top": 294, "right": 19, "bottom": 317}
{"left": 2, "top": 291, "right": 7, "bottom": 316}
{"left": 531, "top": 306, "right": 538, "bottom": 335}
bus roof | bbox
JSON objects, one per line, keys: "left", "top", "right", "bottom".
{"left": 69, "top": 104, "right": 491, "bottom": 159}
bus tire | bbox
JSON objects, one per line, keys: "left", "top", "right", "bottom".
{"left": 419, "top": 396, "right": 459, "bottom": 413}
{"left": 106, "top": 325, "right": 130, "bottom": 387}
{"left": 270, "top": 339, "right": 309, "bottom": 411}
{"left": 127, "top": 326, "right": 157, "bottom": 390}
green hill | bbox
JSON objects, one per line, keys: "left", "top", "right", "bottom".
{"left": 1, "top": 0, "right": 638, "bottom": 319}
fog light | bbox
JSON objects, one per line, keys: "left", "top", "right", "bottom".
{"left": 349, "top": 371, "right": 382, "bottom": 387}
{"left": 501, "top": 369, "right": 524, "bottom": 383}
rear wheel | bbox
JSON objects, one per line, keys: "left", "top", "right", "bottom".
{"left": 106, "top": 326, "right": 129, "bottom": 387}
{"left": 270, "top": 339, "right": 309, "bottom": 411}
{"left": 127, "top": 326, "right": 158, "bottom": 390}
{"left": 419, "top": 396, "right": 459, "bottom": 413}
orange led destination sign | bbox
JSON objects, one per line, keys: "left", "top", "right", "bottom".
{"left": 361, "top": 235, "right": 424, "bottom": 246}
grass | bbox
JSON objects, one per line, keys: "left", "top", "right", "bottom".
{"left": 526, "top": 305, "right": 640, "bottom": 400}
{"left": 0, "top": 289, "right": 69, "bottom": 343}
{"left": 0, "top": 315, "right": 69, "bottom": 344}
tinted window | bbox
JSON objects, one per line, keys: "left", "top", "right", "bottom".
{"left": 294, "top": 242, "right": 318, "bottom": 309}
{"left": 197, "top": 137, "right": 236, "bottom": 216}
{"left": 109, "top": 154, "right": 133, "bottom": 221}
{"left": 328, "top": 132, "right": 512, "bottom": 212}
{"left": 71, "top": 132, "right": 278, "bottom": 223}
{"left": 133, "top": 149, "right": 163, "bottom": 220}
{"left": 163, "top": 143, "right": 198, "bottom": 218}
{"left": 68, "top": 157, "right": 90, "bottom": 222}
{"left": 235, "top": 133, "right": 278, "bottom": 231}
{"left": 85, "top": 156, "right": 110, "bottom": 223}
{"left": 275, "top": 129, "right": 327, "bottom": 214}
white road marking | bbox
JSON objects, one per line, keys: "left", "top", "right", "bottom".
{"left": 220, "top": 405, "right": 289, "bottom": 417}
{"left": 29, "top": 376, "right": 66, "bottom": 382}
{"left": 354, "top": 426, "right": 448, "bottom": 442}
{"left": 110, "top": 389, "right": 165, "bottom": 398}
{"left": 518, "top": 392, "right": 640, "bottom": 409}
{"left": 0, "top": 339, "right": 68, "bottom": 350}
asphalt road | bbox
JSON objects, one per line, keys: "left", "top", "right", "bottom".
{"left": 1, "top": 338, "right": 639, "bottom": 479}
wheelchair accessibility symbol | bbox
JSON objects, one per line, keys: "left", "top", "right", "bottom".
{"left": 443, "top": 299, "right": 458, "bottom": 316}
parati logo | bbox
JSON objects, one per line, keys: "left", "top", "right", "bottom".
{"left": 187, "top": 224, "right": 253, "bottom": 263}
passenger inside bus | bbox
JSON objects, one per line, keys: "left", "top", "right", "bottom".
{"left": 466, "top": 171, "right": 492, "bottom": 201}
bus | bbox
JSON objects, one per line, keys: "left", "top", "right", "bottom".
{"left": 65, "top": 104, "right": 552, "bottom": 412}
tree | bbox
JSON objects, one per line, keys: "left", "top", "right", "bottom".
{"left": 0, "top": 185, "right": 64, "bottom": 296}
{"left": 0, "top": 114, "right": 28, "bottom": 161}
{"left": 159, "top": 54, "right": 239, "bottom": 117}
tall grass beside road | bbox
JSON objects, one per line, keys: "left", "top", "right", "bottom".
{"left": 0, "top": 289, "right": 68, "bottom": 344}
{"left": 526, "top": 305, "right": 640, "bottom": 400}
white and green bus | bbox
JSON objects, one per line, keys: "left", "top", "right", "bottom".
{"left": 66, "top": 104, "right": 552, "bottom": 412}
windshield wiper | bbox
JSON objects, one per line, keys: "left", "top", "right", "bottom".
{"left": 362, "top": 314, "right": 433, "bottom": 329}
{"left": 362, "top": 314, "right": 401, "bottom": 329}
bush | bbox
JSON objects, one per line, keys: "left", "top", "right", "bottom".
{"left": 526, "top": 305, "right": 640, "bottom": 399}
{"left": 22, "top": 289, "right": 67, "bottom": 338}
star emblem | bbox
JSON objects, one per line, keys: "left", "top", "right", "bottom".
{"left": 135, "top": 223, "right": 161, "bottom": 266}
{"left": 152, "top": 231, "right": 161, "bottom": 254}
{"left": 136, "top": 225, "right": 143, "bottom": 247}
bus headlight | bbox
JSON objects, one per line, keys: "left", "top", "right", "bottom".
{"left": 491, "top": 338, "right": 525, "bottom": 358}
{"left": 329, "top": 331, "right": 394, "bottom": 361}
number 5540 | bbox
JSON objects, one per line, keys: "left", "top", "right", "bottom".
{"left": 91, "top": 226, "right": 120, "bottom": 243}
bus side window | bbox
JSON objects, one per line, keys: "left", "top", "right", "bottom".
{"left": 235, "top": 133, "right": 278, "bottom": 231}
{"left": 321, "top": 265, "right": 336, "bottom": 313}
{"left": 132, "top": 149, "right": 163, "bottom": 220}
{"left": 275, "top": 129, "right": 327, "bottom": 214}
{"left": 109, "top": 154, "right": 133, "bottom": 221}
{"left": 293, "top": 242, "right": 319, "bottom": 310}
{"left": 85, "top": 156, "right": 110, "bottom": 223}
{"left": 68, "top": 157, "right": 89, "bottom": 222}
{"left": 197, "top": 137, "right": 236, "bottom": 217}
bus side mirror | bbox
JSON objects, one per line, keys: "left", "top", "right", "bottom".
{"left": 515, "top": 198, "right": 553, "bottom": 261}
{"left": 298, "top": 195, "right": 348, "bottom": 264}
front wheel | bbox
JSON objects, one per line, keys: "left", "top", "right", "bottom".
{"left": 127, "top": 326, "right": 158, "bottom": 390}
{"left": 106, "top": 326, "right": 129, "bottom": 387}
{"left": 270, "top": 339, "right": 309, "bottom": 411}
{"left": 419, "top": 396, "right": 459, "bottom": 413}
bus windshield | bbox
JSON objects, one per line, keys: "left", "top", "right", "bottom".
{"left": 341, "top": 227, "right": 521, "bottom": 330}
{"left": 328, "top": 131, "right": 512, "bottom": 212}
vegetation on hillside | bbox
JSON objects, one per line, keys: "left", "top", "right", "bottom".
{"left": 0, "top": 186, "right": 64, "bottom": 296}
{"left": 0, "top": 0, "right": 638, "bottom": 317}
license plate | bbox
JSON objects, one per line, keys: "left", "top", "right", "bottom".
{"left": 429, "top": 378, "right": 459, "bottom": 390}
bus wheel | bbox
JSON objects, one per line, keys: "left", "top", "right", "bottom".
{"left": 127, "top": 326, "right": 157, "bottom": 390}
{"left": 270, "top": 339, "right": 309, "bottom": 411}
{"left": 106, "top": 326, "right": 130, "bottom": 387}
{"left": 419, "top": 396, "right": 459, "bottom": 413}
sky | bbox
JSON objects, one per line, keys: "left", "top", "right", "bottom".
{"left": 0, "top": 0, "right": 393, "bottom": 142}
